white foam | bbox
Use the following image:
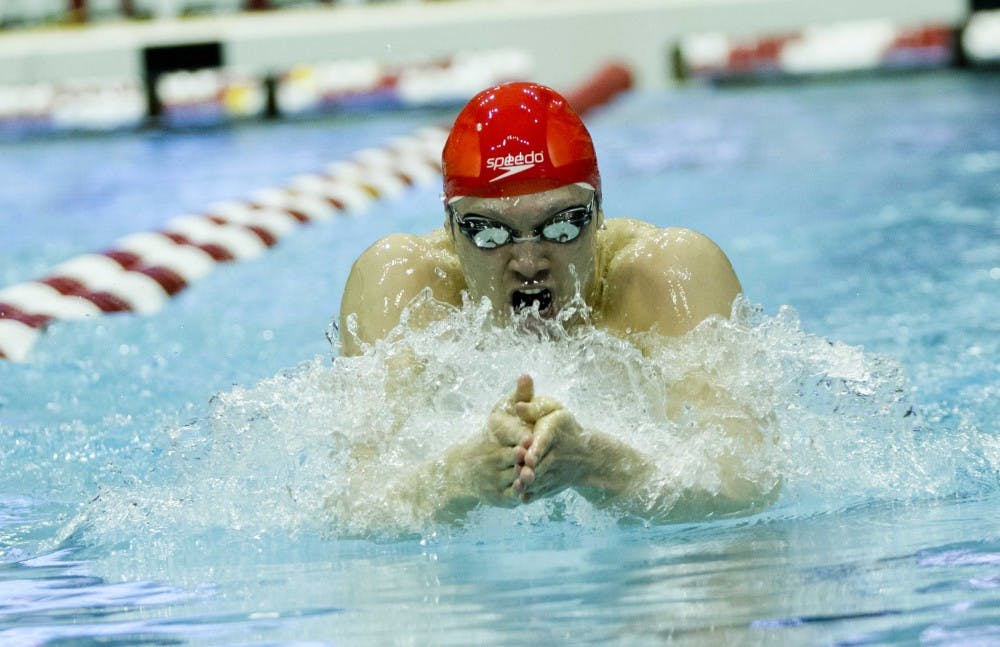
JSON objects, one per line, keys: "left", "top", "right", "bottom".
{"left": 63, "top": 294, "right": 998, "bottom": 554}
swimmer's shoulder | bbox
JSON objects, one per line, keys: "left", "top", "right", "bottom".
{"left": 340, "top": 229, "right": 464, "bottom": 355}
{"left": 348, "top": 228, "right": 460, "bottom": 284}
{"left": 354, "top": 228, "right": 454, "bottom": 263}
{"left": 597, "top": 218, "right": 742, "bottom": 336}
{"left": 598, "top": 217, "right": 658, "bottom": 255}
{"left": 349, "top": 228, "right": 464, "bottom": 302}
{"left": 599, "top": 218, "right": 735, "bottom": 273}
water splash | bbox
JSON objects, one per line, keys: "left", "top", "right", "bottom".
{"left": 60, "top": 296, "right": 996, "bottom": 554}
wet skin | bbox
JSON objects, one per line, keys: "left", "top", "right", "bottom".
{"left": 338, "top": 185, "right": 776, "bottom": 520}
{"left": 339, "top": 185, "right": 744, "bottom": 355}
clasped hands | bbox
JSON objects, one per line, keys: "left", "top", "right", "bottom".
{"left": 478, "top": 373, "right": 586, "bottom": 505}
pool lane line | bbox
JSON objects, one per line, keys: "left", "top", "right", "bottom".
{"left": 0, "top": 62, "right": 633, "bottom": 363}
{"left": 0, "top": 126, "right": 447, "bottom": 363}
{"left": 0, "top": 126, "right": 448, "bottom": 363}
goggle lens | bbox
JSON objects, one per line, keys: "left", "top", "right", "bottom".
{"left": 453, "top": 199, "right": 595, "bottom": 250}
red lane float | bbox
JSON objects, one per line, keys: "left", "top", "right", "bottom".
{"left": 0, "top": 63, "right": 633, "bottom": 363}
{"left": 678, "top": 20, "right": 956, "bottom": 82}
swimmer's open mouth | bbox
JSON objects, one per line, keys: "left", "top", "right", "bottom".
{"left": 511, "top": 287, "right": 554, "bottom": 316}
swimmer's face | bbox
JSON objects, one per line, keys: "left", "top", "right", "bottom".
{"left": 446, "top": 184, "right": 602, "bottom": 323}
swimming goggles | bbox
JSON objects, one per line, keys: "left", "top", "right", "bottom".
{"left": 450, "top": 196, "right": 596, "bottom": 250}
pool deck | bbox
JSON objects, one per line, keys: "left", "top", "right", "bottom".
{"left": 0, "top": 0, "right": 969, "bottom": 90}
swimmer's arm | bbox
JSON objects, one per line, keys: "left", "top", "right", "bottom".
{"left": 658, "top": 372, "right": 781, "bottom": 518}
{"left": 543, "top": 426, "right": 776, "bottom": 522}
{"left": 392, "top": 437, "right": 521, "bottom": 524}
{"left": 338, "top": 231, "right": 462, "bottom": 356}
{"left": 517, "top": 393, "right": 777, "bottom": 522}
{"left": 601, "top": 227, "right": 742, "bottom": 339}
{"left": 387, "top": 434, "right": 531, "bottom": 525}
{"left": 591, "top": 226, "right": 774, "bottom": 516}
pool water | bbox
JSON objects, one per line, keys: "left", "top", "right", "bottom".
{"left": 1, "top": 71, "right": 998, "bottom": 644}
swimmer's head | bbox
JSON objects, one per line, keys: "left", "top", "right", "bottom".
{"left": 442, "top": 82, "right": 601, "bottom": 202}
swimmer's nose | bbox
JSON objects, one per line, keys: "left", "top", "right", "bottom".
{"left": 507, "top": 242, "right": 550, "bottom": 283}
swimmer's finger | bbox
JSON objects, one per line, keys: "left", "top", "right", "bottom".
{"left": 494, "top": 447, "right": 520, "bottom": 470}
{"left": 517, "top": 465, "right": 535, "bottom": 489}
{"left": 527, "top": 431, "right": 552, "bottom": 464}
{"left": 525, "top": 411, "right": 565, "bottom": 465}
{"left": 514, "top": 374, "right": 534, "bottom": 403}
{"left": 515, "top": 396, "right": 562, "bottom": 424}
{"left": 488, "top": 414, "right": 531, "bottom": 447}
{"left": 493, "top": 375, "right": 534, "bottom": 417}
{"left": 497, "top": 466, "right": 518, "bottom": 490}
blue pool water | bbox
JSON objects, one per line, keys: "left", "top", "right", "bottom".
{"left": 1, "top": 71, "right": 998, "bottom": 644}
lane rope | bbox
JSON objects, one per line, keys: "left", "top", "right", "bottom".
{"left": 678, "top": 20, "right": 956, "bottom": 82}
{"left": 0, "top": 63, "right": 633, "bottom": 362}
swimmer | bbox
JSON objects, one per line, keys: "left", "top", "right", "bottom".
{"left": 339, "top": 82, "right": 776, "bottom": 522}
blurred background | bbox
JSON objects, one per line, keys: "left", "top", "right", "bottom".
{"left": 0, "top": 0, "right": 998, "bottom": 135}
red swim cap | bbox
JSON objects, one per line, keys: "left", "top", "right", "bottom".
{"left": 442, "top": 82, "right": 600, "bottom": 201}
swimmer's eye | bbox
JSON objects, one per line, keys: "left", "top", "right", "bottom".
{"left": 539, "top": 205, "right": 594, "bottom": 243}
{"left": 450, "top": 194, "right": 596, "bottom": 249}
{"left": 454, "top": 215, "right": 514, "bottom": 249}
